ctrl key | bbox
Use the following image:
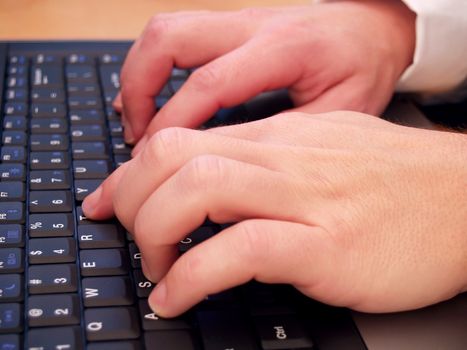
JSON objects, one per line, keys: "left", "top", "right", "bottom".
{"left": 0, "top": 303, "right": 22, "bottom": 333}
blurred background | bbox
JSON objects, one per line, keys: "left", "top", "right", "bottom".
{"left": 0, "top": 0, "right": 310, "bottom": 40}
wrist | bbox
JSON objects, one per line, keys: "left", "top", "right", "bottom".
{"left": 318, "top": 0, "right": 416, "bottom": 81}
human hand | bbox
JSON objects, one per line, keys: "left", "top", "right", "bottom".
{"left": 83, "top": 111, "right": 467, "bottom": 317}
{"left": 117, "top": 0, "right": 415, "bottom": 145}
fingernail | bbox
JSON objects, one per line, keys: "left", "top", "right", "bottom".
{"left": 149, "top": 280, "right": 167, "bottom": 315}
{"left": 82, "top": 186, "right": 102, "bottom": 216}
{"left": 131, "top": 134, "right": 148, "bottom": 157}
{"left": 123, "top": 118, "right": 135, "bottom": 144}
{"left": 141, "top": 258, "right": 154, "bottom": 282}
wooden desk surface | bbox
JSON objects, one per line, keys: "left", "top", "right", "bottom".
{"left": 0, "top": 0, "right": 310, "bottom": 40}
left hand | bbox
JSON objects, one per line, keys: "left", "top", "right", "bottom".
{"left": 82, "top": 112, "right": 467, "bottom": 317}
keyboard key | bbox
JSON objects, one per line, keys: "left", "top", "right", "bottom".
{"left": 66, "top": 64, "right": 97, "bottom": 81}
{"left": 76, "top": 206, "right": 92, "bottom": 225}
{"left": 170, "top": 78, "right": 184, "bottom": 93}
{"left": 133, "top": 269, "right": 154, "bottom": 298}
{"left": 0, "top": 182, "right": 25, "bottom": 201}
{"left": 29, "top": 213, "right": 74, "bottom": 237}
{"left": 29, "top": 190, "right": 73, "bottom": 213}
{"left": 3, "top": 116, "right": 27, "bottom": 131}
{"left": 0, "top": 334, "right": 20, "bottom": 349}
{"left": 67, "top": 82, "right": 100, "bottom": 97}
{"left": 30, "top": 151, "right": 70, "bottom": 170}
{"left": 33, "top": 53, "right": 61, "bottom": 65}
{"left": 114, "top": 154, "right": 131, "bottom": 167}
{"left": 0, "top": 303, "right": 22, "bottom": 333}
{"left": 128, "top": 243, "right": 141, "bottom": 268}
{"left": 71, "top": 125, "right": 106, "bottom": 141}
{"left": 9, "top": 54, "right": 27, "bottom": 65}
{"left": 179, "top": 226, "right": 217, "bottom": 253}
{"left": 6, "top": 76, "right": 27, "bottom": 89}
{"left": 2, "top": 131, "right": 27, "bottom": 146}
{"left": 109, "top": 121, "right": 123, "bottom": 136}
{"left": 144, "top": 330, "right": 195, "bottom": 350}
{"left": 5, "top": 88, "right": 27, "bottom": 101}
{"left": 87, "top": 340, "right": 142, "bottom": 350}
{"left": 0, "top": 248, "right": 23, "bottom": 273}
{"left": 111, "top": 137, "right": 132, "bottom": 154}
{"left": 139, "top": 300, "right": 190, "bottom": 331}
{"left": 4, "top": 102, "right": 27, "bottom": 116}
{"left": 31, "top": 66, "right": 64, "bottom": 88}
{"left": 80, "top": 249, "right": 129, "bottom": 276}
{"left": 30, "top": 170, "right": 71, "bottom": 190}
{"left": 69, "top": 109, "right": 106, "bottom": 125}
{"left": 254, "top": 314, "right": 314, "bottom": 349}
{"left": 197, "top": 310, "right": 258, "bottom": 350}
{"left": 74, "top": 179, "right": 103, "bottom": 201}
{"left": 30, "top": 134, "right": 69, "bottom": 151}
{"left": 85, "top": 307, "right": 140, "bottom": 341}
{"left": 67, "top": 53, "right": 93, "bottom": 65}
{"left": 31, "top": 87, "right": 66, "bottom": 103}
{"left": 28, "top": 326, "right": 82, "bottom": 350}
{"left": 28, "top": 237, "right": 76, "bottom": 264}
{"left": 69, "top": 96, "right": 103, "bottom": 109}
{"left": 172, "top": 67, "right": 190, "bottom": 78}
{"left": 30, "top": 118, "right": 68, "bottom": 134}
{"left": 0, "top": 224, "right": 24, "bottom": 248}
{"left": 0, "top": 274, "right": 23, "bottom": 302}
{"left": 0, "top": 202, "right": 24, "bottom": 224}
{"left": 30, "top": 103, "right": 66, "bottom": 118}
{"left": 82, "top": 276, "right": 134, "bottom": 307}
{"left": 99, "top": 53, "right": 124, "bottom": 65}
{"left": 8, "top": 64, "right": 27, "bottom": 74}
{"left": 28, "top": 264, "right": 78, "bottom": 294}
{"left": 1, "top": 146, "right": 26, "bottom": 163}
{"left": 78, "top": 224, "right": 125, "bottom": 249}
{"left": 73, "top": 160, "right": 111, "bottom": 179}
{"left": 28, "top": 294, "right": 80, "bottom": 327}
{"left": 72, "top": 142, "right": 109, "bottom": 160}
{"left": 0, "top": 164, "right": 25, "bottom": 181}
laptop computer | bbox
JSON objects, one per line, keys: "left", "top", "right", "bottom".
{"left": 0, "top": 40, "right": 466, "bottom": 350}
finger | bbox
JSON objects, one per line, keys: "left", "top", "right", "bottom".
{"left": 82, "top": 161, "right": 131, "bottom": 219}
{"left": 86, "top": 127, "right": 299, "bottom": 232}
{"left": 112, "top": 92, "right": 123, "bottom": 112}
{"left": 147, "top": 219, "right": 334, "bottom": 317}
{"left": 133, "top": 155, "right": 320, "bottom": 282}
{"left": 289, "top": 76, "right": 392, "bottom": 116}
{"left": 120, "top": 11, "right": 260, "bottom": 142}
{"left": 142, "top": 36, "right": 305, "bottom": 135}
{"left": 206, "top": 111, "right": 395, "bottom": 149}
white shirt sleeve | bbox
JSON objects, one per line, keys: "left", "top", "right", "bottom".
{"left": 396, "top": 0, "right": 467, "bottom": 94}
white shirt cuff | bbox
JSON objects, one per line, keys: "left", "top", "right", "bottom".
{"left": 396, "top": 0, "right": 467, "bottom": 94}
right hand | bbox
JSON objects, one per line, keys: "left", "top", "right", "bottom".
{"left": 83, "top": 111, "right": 467, "bottom": 317}
{"left": 116, "top": 0, "right": 415, "bottom": 145}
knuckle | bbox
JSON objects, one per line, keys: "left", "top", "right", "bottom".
{"left": 239, "top": 7, "right": 273, "bottom": 20}
{"left": 141, "top": 127, "right": 191, "bottom": 166}
{"left": 144, "top": 14, "right": 172, "bottom": 43}
{"left": 179, "top": 155, "right": 228, "bottom": 192}
{"left": 175, "top": 253, "right": 201, "bottom": 287}
{"left": 112, "top": 191, "right": 131, "bottom": 232}
{"left": 188, "top": 65, "right": 222, "bottom": 91}
{"left": 119, "top": 82, "right": 135, "bottom": 101}
{"left": 235, "top": 221, "right": 268, "bottom": 266}
{"left": 133, "top": 206, "right": 155, "bottom": 246}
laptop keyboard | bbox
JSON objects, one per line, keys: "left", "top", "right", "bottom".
{"left": 0, "top": 43, "right": 365, "bottom": 350}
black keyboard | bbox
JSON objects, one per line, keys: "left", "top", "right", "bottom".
{"left": 0, "top": 41, "right": 366, "bottom": 350}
